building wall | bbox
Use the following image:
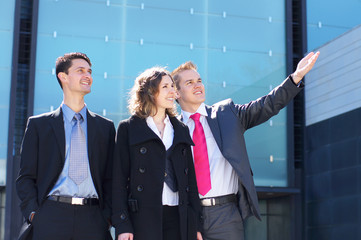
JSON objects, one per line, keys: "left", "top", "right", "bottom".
{"left": 307, "top": 0, "right": 361, "bottom": 51}
{"left": 2, "top": 0, "right": 303, "bottom": 239}
{"left": 305, "top": 25, "right": 361, "bottom": 126}
{"left": 0, "top": 1, "right": 16, "bottom": 237}
{"left": 0, "top": 0, "right": 16, "bottom": 186}
{"left": 34, "top": 0, "right": 289, "bottom": 187}
{"left": 304, "top": 25, "right": 361, "bottom": 240}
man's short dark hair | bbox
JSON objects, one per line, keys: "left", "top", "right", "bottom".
{"left": 55, "top": 52, "right": 91, "bottom": 89}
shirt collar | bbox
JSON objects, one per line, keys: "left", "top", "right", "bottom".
{"left": 146, "top": 114, "right": 171, "bottom": 126}
{"left": 61, "top": 103, "right": 87, "bottom": 123}
{"left": 181, "top": 103, "right": 208, "bottom": 123}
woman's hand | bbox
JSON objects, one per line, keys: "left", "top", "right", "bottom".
{"left": 118, "top": 233, "right": 134, "bottom": 240}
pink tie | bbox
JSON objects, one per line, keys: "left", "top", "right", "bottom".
{"left": 190, "top": 113, "right": 211, "bottom": 196}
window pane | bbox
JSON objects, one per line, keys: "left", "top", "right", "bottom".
{"left": 35, "top": 0, "right": 288, "bottom": 187}
{"left": 0, "top": 0, "right": 16, "bottom": 185}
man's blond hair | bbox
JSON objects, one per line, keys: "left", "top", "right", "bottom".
{"left": 171, "top": 61, "right": 198, "bottom": 90}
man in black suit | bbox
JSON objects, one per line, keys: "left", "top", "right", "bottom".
{"left": 172, "top": 52, "right": 319, "bottom": 240}
{"left": 16, "top": 52, "right": 115, "bottom": 240}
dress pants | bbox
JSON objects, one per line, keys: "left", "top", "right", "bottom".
{"left": 32, "top": 199, "right": 110, "bottom": 240}
{"left": 201, "top": 202, "right": 244, "bottom": 240}
{"left": 162, "top": 205, "right": 181, "bottom": 240}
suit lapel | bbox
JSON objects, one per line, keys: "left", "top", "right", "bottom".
{"left": 86, "top": 110, "right": 97, "bottom": 163}
{"left": 50, "top": 107, "right": 66, "bottom": 163}
{"left": 205, "top": 105, "right": 223, "bottom": 151}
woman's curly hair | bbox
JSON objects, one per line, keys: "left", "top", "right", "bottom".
{"left": 128, "top": 67, "right": 177, "bottom": 118}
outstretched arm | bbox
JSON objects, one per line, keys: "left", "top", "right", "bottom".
{"left": 292, "top": 51, "right": 320, "bottom": 84}
{"left": 233, "top": 51, "right": 320, "bottom": 130}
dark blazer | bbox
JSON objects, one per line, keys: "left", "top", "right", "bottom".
{"left": 203, "top": 77, "right": 302, "bottom": 220}
{"left": 16, "top": 107, "right": 115, "bottom": 228}
{"left": 112, "top": 115, "right": 201, "bottom": 240}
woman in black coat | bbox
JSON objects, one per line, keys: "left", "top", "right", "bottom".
{"left": 112, "top": 67, "right": 202, "bottom": 240}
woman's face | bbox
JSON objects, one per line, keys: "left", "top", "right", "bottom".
{"left": 154, "top": 75, "right": 176, "bottom": 113}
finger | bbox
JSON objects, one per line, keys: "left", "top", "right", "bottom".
{"left": 303, "top": 51, "right": 315, "bottom": 61}
{"left": 306, "top": 51, "right": 320, "bottom": 69}
{"left": 310, "top": 51, "right": 320, "bottom": 63}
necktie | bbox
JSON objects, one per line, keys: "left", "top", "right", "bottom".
{"left": 190, "top": 113, "right": 211, "bottom": 196}
{"left": 68, "top": 113, "right": 88, "bottom": 185}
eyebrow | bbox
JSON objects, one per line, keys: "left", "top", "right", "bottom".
{"left": 75, "top": 67, "right": 92, "bottom": 72}
{"left": 185, "top": 78, "right": 201, "bottom": 83}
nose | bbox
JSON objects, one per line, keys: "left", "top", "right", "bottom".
{"left": 84, "top": 72, "right": 92, "bottom": 79}
{"left": 194, "top": 81, "right": 202, "bottom": 88}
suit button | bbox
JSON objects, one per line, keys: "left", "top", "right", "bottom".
{"left": 186, "top": 186, "right": 190, "bottom": 192}
{"left": 120, "top": 213, "right": 127, "bottom": 220}
{"left": 164, "top": 172, "right": 167, "bottom": 177}
{"left": 140, "top": 147, "right": 147, "bottom": 154}
{"left": 182, "top": 148, "right": 186, "bottom": 156}
{"left": 137, "top": 185, "right": 144, "bottom": 192}
{"left": 179, "top": 200, "right": 184, "bottom": 205}
{"left": 184, "top": 168, "right": 188, "bottom": 175}
{"left": 139, "top": 167, "right": 146, "bottom": 173}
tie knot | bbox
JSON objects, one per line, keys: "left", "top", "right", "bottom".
{"left": 190, "top": 113, "right": 201, "bottom": 122}
{"left": 73, "top": 113, "right": 83, "bottom": 123}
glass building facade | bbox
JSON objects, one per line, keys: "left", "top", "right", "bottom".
{"left": 0, "top": 1, "right": 16, "bottom": 239}
{"left": 2, "top": 0, "right": 360, "bottom": 239}
{"left": 35, "top": 0, "right": 288, "bottom": 188}
{"left": 307, "top": 0, "right": 361, "bottom": 51}
{"left": 0, "top": 0, "right": 15, "bottom": 187}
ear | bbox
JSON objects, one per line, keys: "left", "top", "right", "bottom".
{"left": 58, "top": 72, "right": 67, "bottom": 84}
{"left": 175, "top": 90, "right": 180, "bottom": 100}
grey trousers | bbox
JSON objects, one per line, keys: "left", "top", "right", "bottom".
{"left": 201, "top": 202, "right": 244, "bottom": 240}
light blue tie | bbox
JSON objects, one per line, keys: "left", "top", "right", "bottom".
{"left": 68, "top": 113, "right": 88, "bottom": 185}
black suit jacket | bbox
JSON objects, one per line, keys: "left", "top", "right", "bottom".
{"left": 202, "top": 76, "right": 302, "bottom": 220}
{"left": 16, "top": 107, "right": 115, "bottom": 223}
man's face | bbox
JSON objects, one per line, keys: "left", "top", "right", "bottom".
{"left": 61, "top": 58, "right": 92, "bottom": 96}
{"left": 176, "top": 69, "right": 206, "bottom": 113}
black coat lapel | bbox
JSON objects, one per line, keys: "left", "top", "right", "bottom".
{"left": 128, "top": 116, "right": 160, "bottom": 145}
{"left": 205, "top": 105, "right": 222, "bottom": 151}
{"left": 50, "top": 107, "right": 66, "bottom": 163}
{"left": 169, "top": 116, "right": 193, "bottom": 147}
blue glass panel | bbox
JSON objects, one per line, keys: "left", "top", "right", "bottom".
{"left": 307, "top": 0, "right": 361, "bottom": 50}
{"left": 208, "top": 17, "right": 285, "bottom": 52}
{"left": 38, "top": 0, "right": 123, "bottom": 38}
{"left": 126, "top": 0, "right": 204, "bottom": 10}
{"left": 205, "top": 51, "right": 287, "bottom": 187}
{"left": 35, "top": 0, "right": 288, "bottom": 187}
{"left": 0, "top": 0, "right": 15, "bottom": 185}
{"left": 125, "top": 7, "right": 206, "bottom": 46}
{"left": 208, "top": 0, "right": 285, "bottom": 19}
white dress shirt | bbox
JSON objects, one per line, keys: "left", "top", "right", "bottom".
{"left": 146, "top": 115, "right": 179, "bottom": 206}
{"left": 181, "top": 103, "right": 238, "bottom": 199}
